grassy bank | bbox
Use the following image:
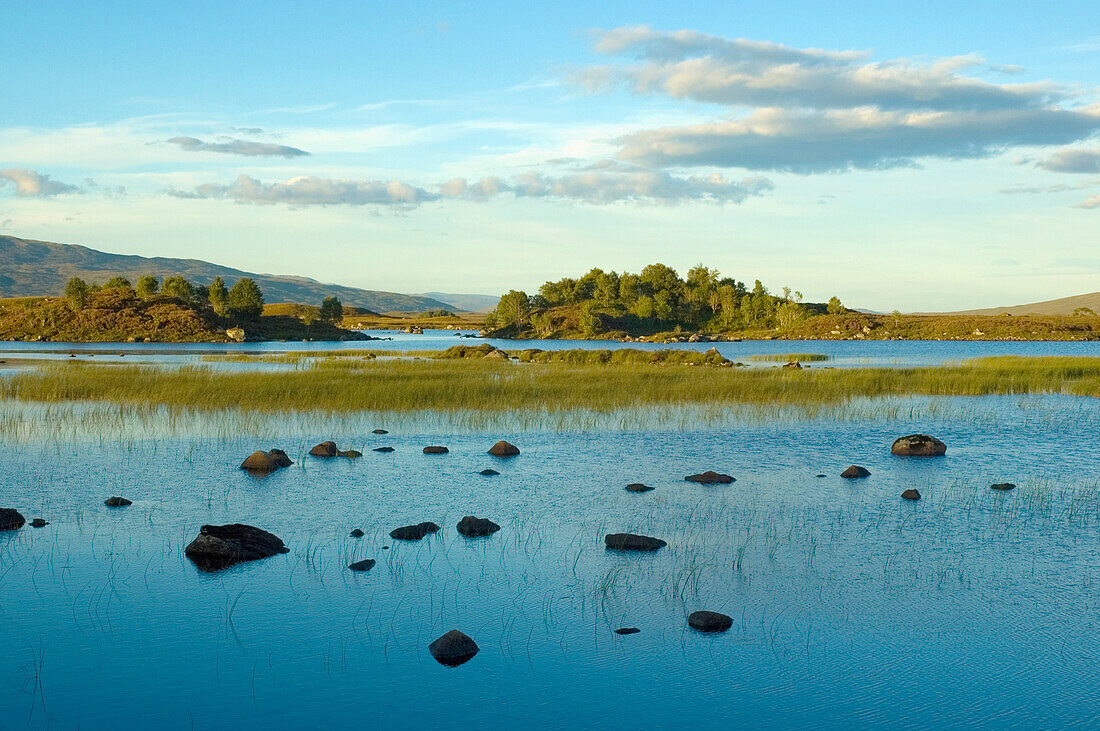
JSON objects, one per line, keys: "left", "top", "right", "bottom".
{"left": 2, "top": 356, "right": 1098, "bottom": 414}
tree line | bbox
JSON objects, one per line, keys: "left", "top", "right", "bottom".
{"left": 485, "top": 264, "right": 844, "bottom": 336}
{"left": 63, "top": 274, "right": 266, "bottom": 319}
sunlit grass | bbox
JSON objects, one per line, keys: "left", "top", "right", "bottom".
{"left": 746, "top": 353, "right": 831, "bottom": 362}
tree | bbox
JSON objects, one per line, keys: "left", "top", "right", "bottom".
{"left": 827, "top": 296, "right": 844, "bottom": 315}
{"left": 135, "top": 274, "right": 159, "bottom": 299}
{"left": 104, "top": 276, "right": 132, "bottom": 291}
{"left": 493, "top": 290, "right": 531, "bottom": 329}
{"left": 227, "top": 278, "right": 265, "bottom": 319}
{"left": 319, "top": 296, "right": 343, "bottom": 324}
{"left": 162, "top": 276, "right": 192, "bottom": 300}
{"left": 65, "top": 277, "right": 89, "bottom": 310}
{"left": 208, "top": 276, "right": 228, "bottom": 316}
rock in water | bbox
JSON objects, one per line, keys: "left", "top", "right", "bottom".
{"left": 479, "top": 469, "right": 500, "bottom": 476}
{"left": 389, "top": 522, "right": 441, "bottom": 540}
{"left": 685, "top": 471, "right": 735, "bottom": 484}
{"left": 423, "top": 446, "right": 449, "bottom": 454}
{"left": 240, "top": 450, "right": 278, "bottom": 473}
{"left": 488, "top": 440, "right": 520, "bottom": 457}
{"left": 373, "top": 447, "right": 395, "bottom": 453}
{"left": 348, "top": 559, "right": 376, "bottom": 572}
{"left": 604, "top": 533, "right": 667, "bottom": 551}
{"left": 350, "top": 528, "right": 364, "bottom": 538}
{"left": 901, "top": 489, "right": 922, "bottom": 501}
{"left": 891, "top": 434, "right": 947, "bottom": 457}
{"left": 625, "top": 483, "right": 655, "bottom": 492}
{"left": 614, "top": 627, "right": 641, "bottom": 635}
{"left": 185, "top": 523, "right": 289, "bottom": 572}
{"left": 0, "top": 508, "right": 26, "bottom": 531}
{"left": 30, "top": 518, "right": 48, "bottom": 528}
{"left": 428, "top": 630, "right": 479, "bottom": 667}
{"left": 456, "top": 516, "right": 501, "bottom": 537}
{"left": 841, "top": 465, "right": 871, "bottom": 479}
{"left": 104, "top": 497, "right": 132, "bottom": 507}
{"left": 991, "top": 483, "right": 1016, "bottom": 491}
{"left": 372, "top": 429, "right": 389, "bottom": 434}
{"left": 338, "top": 450, "right": 362, "bottom": 459}
{"left": 688, "top": 611, "right": 733, "bottom": 633}
{"left": 267, "top": 449, "right": 293, "bottom": 467}
{"left": 309, "top": 441, "right": 338, "bottom": 458}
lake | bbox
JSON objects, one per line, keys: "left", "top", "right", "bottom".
{"left": 0, "top": 389, "right": 1097, "bottom": 728}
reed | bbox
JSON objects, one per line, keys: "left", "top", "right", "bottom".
{"left": 746, "top": 353, "right": 831, "bottom": 362}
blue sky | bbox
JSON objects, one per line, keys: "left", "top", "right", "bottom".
{"left": 2, "top": 0, "right": 1099, "bottom": 310}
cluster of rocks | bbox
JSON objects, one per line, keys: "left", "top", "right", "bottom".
{"left": 240, "top": 448, "right": 294, "bottom": 473}
{"left": 310, "top": 441, "right": 361, "bottom": 459}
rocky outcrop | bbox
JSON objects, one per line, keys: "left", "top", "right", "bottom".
{"left": 104, "top": 497, "right": 132, "bottom": 507}
{"left": 841, "top": 465, "right": 870, "bottom": 479}
{"left": 891, "top": 434, "right": 947, "bottom": 457}
{"left": 241, "top": 451, "right": 278, "bottom": 473}
{"left": 428, "top": 630, "right": 479, "bottom": 667}
{"left": 604, "top": 533, "right": 666, "bottom": 551}
{"left": 0, "top": 508, "right": 25, "bottom": 531}
{"left": 267, "top": 449, "right": 293, "bottom": 468}
{"left": 389, "top": 522, "right": 440, "bottom": 540}
{"left": 338, "top": 450, "right": 362, "bottom": 459}
{"left": 456, "top": 516, "right": 501, "bottom": 538}
{"left": 688, "top": 610, "right": 733, "bottom": 633}
{"left": 309, "top": 441, "right": 338, "bottom": 458}
{"left": 685, "top": 471, "right": 735, "bottom": 484}
{"left": 488, "top": 440, "right": 520, "bottom": 457}
{"left": 184, "top": 523, "right": 289, "bottom": 572}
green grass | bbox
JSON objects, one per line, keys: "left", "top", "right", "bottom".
{"left": 747, "top": 353, "right": 831, "bottom": 362}
{"left": 1, "top": 355, "right": 1098, "bottom": 414}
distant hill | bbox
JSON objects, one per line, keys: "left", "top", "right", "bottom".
{"left": 0, "top": 235, "right": 454, "bottom": 313}
{"left": 418, "top": 292, "right": 500, "bottom": 313}
{"left": 927, "top": 292, "right": 1100, "bottom": 317}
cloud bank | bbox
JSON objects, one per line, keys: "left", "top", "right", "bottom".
{"left": 167, "top": 136, "right": 310, "bottom": 158}
{"left": 0, "top": 168, "right": 80, "bottom": 197}
{"left": 169, "top": 175, "right": 436, "bottom": 206}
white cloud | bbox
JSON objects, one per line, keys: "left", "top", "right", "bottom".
{"left": 0, "top": 168, "right": 80, "bottom": 197}
{"left": 168, "top": 174, "right": 439, "bottom": 207}
{"left": 166, "top": 136, "right": 309, "bottom": 157}
{"left": 1037, "top": 147, "right": 1100, "bottom": 173}
{"left": 1075, "top": 194, "right": 1100, "bottom": 209}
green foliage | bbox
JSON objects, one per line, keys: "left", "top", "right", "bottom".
{"left": 491, "top": 290, "right": 531, "bottom": 330}
{"left": 208, "top": 276, "right": 228, "bottom": 316}
{"left": 227, "top": 278, "right": 265, "bottom": 319}
{"left": 103, "top": 276, "right": 132, "bottom": 291}
{"left": 135, "top": 274, "right": 159, "bottom": 299}
{"left": 319, "top": 296, "right": 343, "bottom": 324}
{"left": 420, "top": 308, "right": 456, "bottom": 318}
{"left": 65, "top": 277, "right": 89, "bottom": 311}
{"left": 162, "top": 276, "right": 192, "bottom": 301}
{"left": 827, "top": 296, "right": 844, "bottom": 315}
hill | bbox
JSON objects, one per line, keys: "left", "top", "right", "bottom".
{"left": 418, "top": 292, "right": 500, "bottom": 313}
{"left": 928, "top": 292, "right": 1100, "bottom": 317}
{"left": 0, "top": 235, "right": 454, "bottom": 313}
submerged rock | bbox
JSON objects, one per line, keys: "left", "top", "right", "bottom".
{"left": 184, "top": 523, "right": 289, "bottom": 572}
{"left": 479, "top": 469, "right": 500, "bottom": 476}
{"left": 338, "top": 450, "right": 362, "bottom": 459}
{"left": 348, "top": 559, "right": 376, "bottom": 572}
{"left": 456, "top": 516, "right": 501, "bottom": 538}
{"left": 104, "top": 497, "right": 132, "bottom": 507}
{"left": 488, "top": 440, "right": 520, "bottom": 457}
{"left": 0, "top": 508, "right": 26, "bottom": 531}
{"left": 891, "top": 434, "right": 947, "bottom": 457}
{"left": 30, "top": 518, "right": 48, "bottom": 528}
{"left": 604, "top": 533, "right": 666, "bottom": 551}
{"left": 372, "top": 429, "right": 389, "bottom": 435}
{"left": 350, "top": 528, "right": 365, "bottom": 538}
{"left": 373, "top": 446, "right": 395, "bottom": 453}
{"left": 841, "top": 465, "right": 871, "bottom": 479}
{"left": 688, "top": 610, "right": 733, "bottom": 633}
{"left": 625, "top": 483, "right": 655, "bottom": 493}
{"left": 614, "top": 627, "right": 641, "bottom": 635}
{"left": 309, "top": 441, "right": 338, "bottom": 458}
{"left": 267, "top": 449, "right": 293, "bottom": 468}
{"left": 389, "top": 522, "right": 440, "bottom": 540}
{"left": 240, "top": 450, "right": 279, "bottom": 472}
{"left": 991, "top": 483, "right": 1016, "bottom": 491}
{"left": 685, "top": 471, "right": 735, "bottom": 484}
{"left": 901, "top": 489, "right": 922, "bottom": 501}
{"left": 428, "top": 630, "right": 479, "bottom": 667}
{"left": 423, "top": 446, "right": 449, "bottom": 454}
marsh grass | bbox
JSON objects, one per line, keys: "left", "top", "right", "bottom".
{"left": 746, "top": 353, "right": 831, "bottom": 362}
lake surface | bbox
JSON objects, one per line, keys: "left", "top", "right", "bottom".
{"left": 0, "top": 395, "right": 1097, "bottom": 728}
{"left": 2, "top": 330, "right": 1100, "bottom": 369}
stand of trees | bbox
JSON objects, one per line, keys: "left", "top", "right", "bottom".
{"left": 64, "top": 273, "right": 266, "bottom": 321}
{"left": 484, "top": 264, "right": 842, "bottom": 337}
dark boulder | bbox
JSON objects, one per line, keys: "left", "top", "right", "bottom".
{"left": 991, "top": 483, "right": 1016, "bottom": 491}
{"left": 423, "top": 446, "right": 449, "bottom": 454}
{"left": 372, "top": 429, "right": 389, "bottom": 434}
{"left": 348, "top": 559, "right": 376, "bottom": 572}
{"left": 688, "top": 610, "right": 733, "bottom": 633}
{"left": 488, "top": 440, "right": 520, "bottom": 457}
{"left": 685, "top": 471, "right": 734, "bottom": 484}
{"left": 30, "top": 518, "right": 48, "bottom": 528}
{"left": 350, "top": 528, "right": 364, "bottom": 537}
{"left": 604, "top": 533, "right": 666, "bottom": 551}
{"left": 104, "top": 497, "right": 132, "bottom": 507}
{"left": 901, "top": 489, "right": 922, "bottom": 501}
{"left": 309, "top": 441, "right": 338, "bottom": 458}
{"left": 240, "top": 450, "right": 278, "bottom": 472}
{"left": 0, "top": 508, "right": 25, "bottom": 531}
{"left": 373, "top": 446, "right": 395, "bottom": 453}
{"left": 456, "top": 516, "right": 501, "bottom": 538}
{"left": 338, "top": 450, "right": 362, "bottom": 459}
{"left": 267, "top": 449, "right": 293, "bottom": 468}
{"left": 389, "top": 522, "right": 440, "bottom": 540}
{"left": 614, "top": 627, "right": 641, "bottom": 635}
{"left": 841, "top": 465, "right": 870, "bottom": 479}
{"left": 782, "top": 361, "right": 803, "bottom": 370}
{"left": 184, "top": 523, "right": 289, "bottom": 572}
{"left": 428, "top": 630, "right": 479, "bottom": 667}
{"left": 626, "top": 483, "right": 655, "bottom": 493}
{"left": 891, "top": 434, "right": 947, "bottom": 457}
{"left": 479, "top": 469, "right": 500, "bottom": 476}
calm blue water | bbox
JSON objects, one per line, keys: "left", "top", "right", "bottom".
{"left": 2, "top": 331, "right": 1100, "bottom": 369}
{"left": 0, "top": 396, "right": 1097, "bottom": 728}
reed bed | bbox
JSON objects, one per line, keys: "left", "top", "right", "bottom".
{"left": 746, "top": 353, "right": 831, "bottom": 362}
{"left": 1, "top": 355, "right": 1098, "bottom": 415}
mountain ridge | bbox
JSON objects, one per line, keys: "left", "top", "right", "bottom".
{"left": 921, "top": 292, "right": 1100, "bottom": 317}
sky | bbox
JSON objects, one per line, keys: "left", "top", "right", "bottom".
{"left": 1, "top": 0, "right": 1099, "bottom": 311}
